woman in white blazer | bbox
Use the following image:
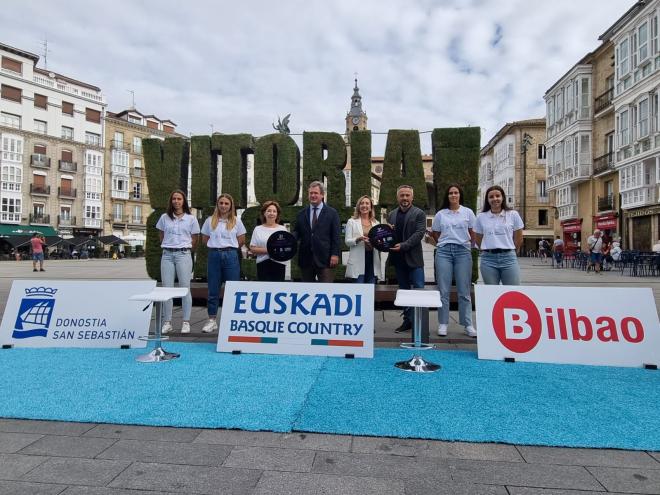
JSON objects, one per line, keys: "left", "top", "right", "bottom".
{"left": 345, "top": 195, "right": 383, "bottom": 283}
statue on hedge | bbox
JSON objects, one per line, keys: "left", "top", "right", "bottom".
{"left": 272, "top": 114, "right": 291, "bottom": 135}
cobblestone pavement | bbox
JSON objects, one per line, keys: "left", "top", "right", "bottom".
{"left": 0, "top": 257, "right": 658, "bottom": 494}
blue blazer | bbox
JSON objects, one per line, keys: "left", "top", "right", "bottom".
{"left": 294, "top": 203, "right": 341, "bottom": 269}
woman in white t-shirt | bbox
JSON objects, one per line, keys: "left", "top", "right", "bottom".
{"left": 474, "top": 185, "right": 524, "bottom": 285}
{"left": 200, "top": 193, "right": 246, "bottom": 333}
{"left": 249, "top": 200, "right": 288, "bottom": 281}
{"left": 155, "top": 189, "right": 200, "bottom": 334}
{"left": 430, "top": 184, "right": 477, "bottom": 338}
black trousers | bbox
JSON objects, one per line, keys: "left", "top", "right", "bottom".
{"left": 257, "top": 259, "right": 286, "bottom": 281}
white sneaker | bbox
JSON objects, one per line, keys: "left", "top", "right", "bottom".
{"left": 181, "top": 322, "right": 191, "bottom": 334}
{"left": 202, "top": 319, "right": 218, "bottom": 333}
{"left": 161, "top": 321, "right": 172, "bottom": 334}
{"left": 437, "top": 324, "right": 448, "bottom": 337}
{"left": 464, "top": 325, "right": 477, "bottom": 338}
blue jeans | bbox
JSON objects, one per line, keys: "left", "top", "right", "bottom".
{"left": 207, "top": 249, "right": 241, "bottom": 317}
{"left": 395, "top": 264, "right": 425, "bottom": 324}
{"left": 435, "top": 244, "right": 473, "bottom": 327}
{"left": 480, "top": 251, "right": 520, "bottom": 285}
{"left": 160, "top": 250, "right": 193, "bottom": 321}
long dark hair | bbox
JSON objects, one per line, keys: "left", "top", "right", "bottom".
{"left": 481, "top": 185, "right": 510, "bottom": 212}
{"left": 166, "top": 189, "right": 191, "bottom": 219}
{"left": 481, "top": 186, "right": 511, "bottom": 211}
{"left": 439, "top": 183, "right": 465, "bottom": 211}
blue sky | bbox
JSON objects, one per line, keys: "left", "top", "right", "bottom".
{"left": 1, "top": 0, "right": 628, "bottom": 153}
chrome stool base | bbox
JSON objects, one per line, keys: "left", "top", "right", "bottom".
{"left": 136, "top": 346, "right": 180, "bottom": 363}
{"left": 395, "top": 355, "right": 441, "bottom": 373}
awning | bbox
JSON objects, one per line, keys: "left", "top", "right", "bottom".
{"left": 0, "top": 224, "right": 58, "bottom": 236}
{"left": 99, "top": 235, "right": 128, "bottom": 245}
{"left": 522, "top": 229, "right": 555, "bottom": 238}
{"left": 0, "top": 235, "right": 31, "bottom": 248}
{"left": 595, "top": 214, "right": 618, "bottom": 230}
{"left": 63, "top": 236, "right": 96, "bottom": 248}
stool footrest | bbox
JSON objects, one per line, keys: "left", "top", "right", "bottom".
{"left": 138, "top": 335, "right": 170, "bottom": 342}
{"left": 400, "top": 342, "right": 434, "bottom": 350}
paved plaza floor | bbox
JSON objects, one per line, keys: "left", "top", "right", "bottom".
{"left": 0, "top": 257, "right": 659, "bottom": 494}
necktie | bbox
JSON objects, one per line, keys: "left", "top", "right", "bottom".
{"left": 312, "top": 207, "right": 318, "bottom": 227}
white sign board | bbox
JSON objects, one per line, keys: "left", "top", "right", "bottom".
{"left": 0, "top": 280, "right": 157, "bottom": 348}
{"left": 217, "top": 281, "right": 374, "bottom": 358}
{"left": 475, "top": 285, "right": 660, "bottom": 368}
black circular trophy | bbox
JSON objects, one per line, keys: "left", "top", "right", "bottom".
{"left": 368, "top": 224, "right": 396, "bottom": 252}
{"left": 267, "top": 231, "right": 297, "bottom": 262}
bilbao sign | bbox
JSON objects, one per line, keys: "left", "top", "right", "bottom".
{"left": 475, "top": 286, "right": 660, "bottom": 368}
{"left": 217, "top": 281, "right": 374, "bottom": 358}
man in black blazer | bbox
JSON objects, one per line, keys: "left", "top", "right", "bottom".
{"left": 294, "top": 181, "right": 341, "bottom": 282}
{"left": 387, "top": 185, "right": 426, "bottom": 332}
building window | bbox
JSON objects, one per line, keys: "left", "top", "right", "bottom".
{"left": 34, "top": 94, "right": 48, "bottom": 109}
{"left": 85, "top": 107, "right": 101, "bottom": 124}
{"left": 133, "top": 182, "right": 142, "bottom": 199}
{"left": 617, "top": 37, "right": 630, "bottom": 79}
{"left": 1, "top": 197, "right": 22, "bottom": 220}
{"left": 113, "top": 203, "right": 124, "bottom": 221}
{"left": 638, "top": 98, "right": 649, "bottom": 138}
{"left": 133, "top": 136, "right": 142, "bottom": 154}
{"left": 163, "top": 125, "right": 174, "bottom": 133}
{"left": 60, "top": 206, "right": 71, "bottom": 221}
{"left": 537, "top": 180, "right": 547, "bottom": 199}
{"left": 85, "top": 205, "right": 100, "bottom": 219}
{"left": 1, "top": 56, "right": 22, "bottom": 74}
{"left": 62, "top": 101, "right": 74, "bottom": 116}
{"left": 112, "top": 177, "right": 128, "bottom": 192}
{"left": 146, "top": 120, "right": 158, "bottom": 130}
{"left": 34, "top": 120, "right": 47, "bottom": 135}
{"left": 133, "top": 205, "right": 142, "bottom": 223}
{"left": 1, "top": 84, "right": 21, "bottom": 103}
{"left": 618, "top": 109, "right": 630, "bottom": 147}
{"left": 537, "top": 144, "right": 546, "bottom": 160}
{"left": 538, "top": 210, "right": 548, "bottom": 226}
{"left": 128, "top": 115, "right": 142, "bottom": 124}
{"left": 85, "top": 132, "right": 101, "bottom": 146}
{"left": 61, "top": 126, "right": 74, "bottom": 140}
{"left": 1, "top": 112, "right": 21, "bottom": 129}
{"left": 2, "top": 135, "right": 23, "bottom": 161}
{"left": 638, "top": 22, "right": 649, "bottom": 63}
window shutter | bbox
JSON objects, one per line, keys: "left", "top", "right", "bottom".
{"left": 62, "top": 101, "right": 74, "bottom": 115}
{"left": 85, "top": 108, "right": 101, "bottom": 123}
{"left": 34, "top": 144, "right": 47, "bottom": 154}
{"left": 62, "top": 150, "right": 73, "bottom": 162}
{"left": 1, "top": 56, "right": 22, "bottom": 73}
{"left": 146, "top": 120, "right": 158, "bottom": 129}
{"left": 34, "top": 94, "right": 48, "bottom": 109}
{"left": 1, "top": 84, "right": 22, "bottom": 102}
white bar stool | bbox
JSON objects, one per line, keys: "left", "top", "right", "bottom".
{"left": 394, "top": 289, "right": 442, "bottom": 373}
{"left": 129, "top": 287, "right": 189, "bottom": 363}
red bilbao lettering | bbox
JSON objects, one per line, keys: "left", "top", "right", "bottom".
{"left": 492, "top": 292, "right": 645, "bottom": 353}
{"left": 492, "top": 292, "right": 542, "bottom": 353}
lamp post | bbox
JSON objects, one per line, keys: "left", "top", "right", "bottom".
{"left": 520, "top": 132, "right": 533, "bottom": 226}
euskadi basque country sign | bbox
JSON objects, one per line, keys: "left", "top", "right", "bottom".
{"left": 217, "top": 281, "right": 374, "bottom": 358}
{"left": 475, "top": 286, "right": 660, "bottom": 368}
{"left": 0, "top": 280, "right": 156, "bottom": 348}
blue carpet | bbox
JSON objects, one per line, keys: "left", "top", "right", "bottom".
{"left": 1, "top": 343, "right": 659, "bottom": 450}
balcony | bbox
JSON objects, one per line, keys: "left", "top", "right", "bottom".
{"left": 83, "top": 217, "right": 101, "bottom": 229}
{"left": 130, "top": 193, "right": 149, "bottom": 202}
{"left": 621, "top": 186, "right": 656, "bottom": 209}
{"left": 30, "top": 154, "right": 51, "bottom": 168}
{"left": 594, "top": 88, "right": 613, "bottom": 114}
{"left": 547, "top": 163, "right": 592, "bottom": 189}
{"left": 593, "top": 152, "right": 614, "bottom": 175}
{"left": 111, "top": 140, "right": 130, "bottom": 151}
{"left": 58, "top": 187, "right": 77, "bottom": 198}
{"left": 58, "top": 160, "right": 78, "bottom": 172}
{"left": 29, "top": 214, "right": 50, "bottom": 225}
{"left": 58, "top": 215, "right": 76, "bottom": 226}
{"left": 110, "top": 215, "right": 129, "bottom": 224}
{"left": 557, "top": 204, "right": 578, "bottom": 221}
{"left": 128, "top": 216, "right": 144, "bottom": 225}
{"left": 30, "top": 184, "right": 51, "bottom": 195}
{"left": 597, "top": 194, "right": 615, "bottom": 212}
{"left": 111, "top": 189, "right": 129, "bottom": 200}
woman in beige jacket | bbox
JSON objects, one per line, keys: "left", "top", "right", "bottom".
{"left": 345, "top": 195, "right": 383, "bottom": 283}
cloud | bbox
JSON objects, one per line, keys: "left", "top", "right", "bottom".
{"left": 0, "top": 0, "right": 628, "bottom": 153}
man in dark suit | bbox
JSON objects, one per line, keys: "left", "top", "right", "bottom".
{"left": 294, "top": 181, "right": 341, "bottom": 282}
{"left": 387, "top": 185, "right": 426, "bottom": 332}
